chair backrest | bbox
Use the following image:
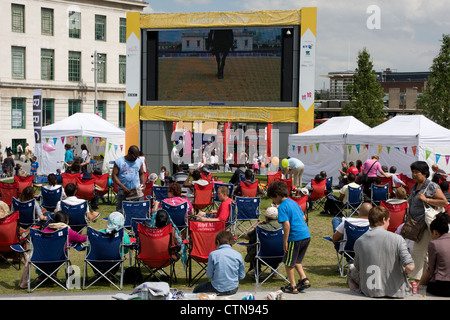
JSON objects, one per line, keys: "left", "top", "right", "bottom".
{"left": 193, "top": 183, "right": 213, "bottom": 210}
{"left": 14, "top": 175, "right": 34, "bottom": 196}
{"left": 143, "top": 180, "right": 154, "bottom": 199}
{"left": 153, "top": 186, "right": 168, "bottom": 202}
{"left": 41, "top": 186, "right": 63, "bottom": 211}
{"left": 12, "top": 197, "right": 36, "bottom": 229}
{"left": 380, "top": 201, "right": 408, "bottom": 232}
{"left": 371, "top": 183, "right": 389, "bottom": 204}
{"left": 326, "top": 177, "right": 333, "bottom": 194}
{"left": 256, "top": 226, "right": 284, "bottom": 258}
{"left": 235, "top": 196, "right": 261, "bottom": 220}
{"left": 213, "top": 183, "right": 234, "bottom": 202}
{"left": 86, "top": 227, "right": 124, "bottom": 261}
{"left": 201, "top": 173, "right": 213, "bottom": 183}
{"left": 400, "top": 174, "right": 415, "bottom": 195}
{"left": 93, "top": 173, "right": 109, "bottom": 197}
{"left": 267, "top": 171, "right": 282, "bottom": 187}
{"left": 60, "top": 200, "right": 88, "bottom": 233}
{"left": 161, "top": 200, "right": 188, "bottom": 230}
{"left": 61, "top": 173, "right": 79, "bottom": 189}
{"left": 0, "top": 182, "right": 18, "bottom": 207}
{"left": 137, "top": 223, "right": 172, "bottom": 268}
{"left": 288, "top": 195, "right": 307, "bottom": 213}
{"left": 275, "top": 178, "right": 293, "bottom": 194}
{"left": 309, "top": 179, "right": 327, "bottom": 200}
{"left": 122, "top": 200, "right": 150, "bottom": 228}
{"left": 75, "top": 177, "right": 96, "bottom": 201}
{"left": 0, "top": 211, "right": 19, "bottom": 253}
{"left": 380, "top": 176, "right": 393, "bottom": 195}
{"left": 239, "top": 181, "right": 258, "bottom": 197}
{"left": 30, "top": 226, "right": 68, "bottom": 263}
{"left": 347, "top": 185, "right": 363, "bottom": 205}
{"left": 131, "top": 218, "right": 151, "bottom": 238}
{"left": 189, "top": 220, "right": 225, "bottom": 261}
{"left": 343, "top": 220, "right": 369, "bottom": 252}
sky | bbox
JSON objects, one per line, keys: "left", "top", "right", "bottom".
{"left": 142, "top": 0, "right": 450, "bottom": 90}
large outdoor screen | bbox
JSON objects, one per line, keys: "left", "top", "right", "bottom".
{"left": 144, "top": 26, "right": 296, "bottom": 104}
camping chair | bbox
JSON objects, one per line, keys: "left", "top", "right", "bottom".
{"left": 12, "top": 197, "right": 38, "bottom": 230}
{"left": 201, "top": 172, "right": 213, "bottom": 183}
{"left": 135, "top": 223, "right": 177, "bottom": 286}
{"left": 213, "top": 183, "right": 234, "bottom": 206}
{"left": 93, "top": 173, "right": 109, "bottom": 199}
{"left": 289, "top": 195, "right": 309, "bottom": 225}
{"left": 275, "top": 178, "right": 293, "bottom": 195}
{"left": 61, "top": 173, "right": 79, "bottom": 189}
{"left": 193, "top": 183, "right": 214, "bottom": 213}
{"left": 186, "top": 220, "right": 225, "bottom": 287}
{"left": 253, "top": 226, "right": 289, "bottom": 285}
{"left": 400, "top": 174, "right": 416, "bottom": 195}
{"left": 342, "top": 185, "right": 364, "bottom": 217}
{"left": 326, "top": 177, "right": 333, "bottom": 195}
{"left": 60, "top": 201, "right": 89, "bottom": 233}
{"left": 14, "top": 175, "right": 34, "bottom": 197}
{"left": 12, "top": 226, "right": 70, "bottom": 292}
{"left": 142, "top": 180, "right": 154, "bottom": 202}
{"left": 0, "top": 181, "right": 18, "bottom": 207}
{"left": 234, "top": 196, "right": 261, "bottom": 238}
{"left": 333, "top": 220, "right": 369, "bottom": 277}
{"left": 153, "top": 186, "right": 168, "bottom": 203}
{"left": 122, "top": 200, "right": 151, "bottom": 230}
{"left": 308, "top": 179, "right": 327, "bottom": 211}
{"left": 83, "top": 227, "right": 125, "bottom": 290}
{"left": 370, "top": 183, "right": 389, "bottom": 206}
{"left": 267, "top": 171, "right": 282, "bottom": 189}
{"left": 380, "top": 200, "right": 408, "bottom": 232}
{"left": 161, "top": 200, "right": 188, "bottom": 235}
{"left": 75, "top": 177, "right": 96, "bottom": 201}
{"left": 239, "top": 180, "right": 258, "bottom": 197}
{"left": 40, "top": 186, "right": 63, "bottom": 212}
{"left": 0, "top": 211, "right": 21, "bottom": 270}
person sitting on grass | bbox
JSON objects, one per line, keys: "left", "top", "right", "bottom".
{"left": 55, "top": 183, "right": 100, "bottom": 221}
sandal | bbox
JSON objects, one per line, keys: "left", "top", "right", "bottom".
{"left": 297, "top": 278, "right": 311, "bottom": 291}
{"left": 281, "top": 284, "right": 298, "bottom": 294}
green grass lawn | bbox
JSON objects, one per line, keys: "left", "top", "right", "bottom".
{"left": 0, "top": 173, "right": 348, "bottom": 295}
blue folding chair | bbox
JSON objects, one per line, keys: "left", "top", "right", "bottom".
{"left": 153, "top": 186, "right": 168, "bottom": 202}
{"left": 234, "top": 196, "right": 261, "bottom": 238}
{"left": 60, "top": 201, "right": 89, "bottom": 233}
{"left": 213, "top": 183, "right": 234, "bottom": 203}
{"left": 254, "top": 226, "right": 289, "bottom": 285}
{"left": 161, "top": 200, "right": 188, "bottom": 234}
{"left": 122, "top": 200, "right": 150, "bottom": 229}
{"left": 12, "top": 197, "right": 37, "bottom": 229}
{"left": 40, "top": 186, "right": 63, "bottom": 212}
{"left": 326, "top": 177, "right": 333, "bottom": 194}
{"left": 12, "top": 227, "right": 70, "bottom": 292}
{"left": 343, "top": 185, "right": 363, "bottom": 217}
{"left": 370, "top": 183, "right": 389, "bottom": 206}
{"left": 83, "top": 227, "right": 125, "bottom": 290}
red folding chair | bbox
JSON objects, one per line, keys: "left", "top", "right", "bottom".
{"left": 289, "top": 195, "right": 309, "bottom": 225}
{"left": 399, "top": 174, "right": 416, "bottom": 195}
{"left": 92, "top": 173, "right": 109, "bottom": 199}
{"left": 75, "top": 177, "right": 96, "bottom": 201}
{"left": 380, "top": 176, "right": 394, "bottom": 197}
{"left": 267, "top": 171, "right": 282, "bottom": 188}
{"left": 275, "top": 178, "right": 293, "bottom": 195}
{"left": 14, "top": 175, "right": 34, "bottom": 197}
{"left": 135, "top": 223, "right": 177, "bottom": 285}
{"left": 0, "top": 211, "right": 21, "bottom": 270}
{"left": 239, "top": 180, "right": 259, "bottom": 197}
{"left": 193, "top": 183, "right": 214, "bottom": 212}
{"left": 0, "top": 182, "right": 18, "bottom": 207}
{"left": 308, "top": 179, "right": 327, "bottom": 210}
{"left": 61, "top": 173, "right": 79, "bottom": 189}
{"left": 186, "top": 220, "right": 225, "bottom": 286}
{"left": 201, "top": 173, "right": 213, "bottom": 183}
{"left": 380, "top": 201, "right": 408, "bottom": 232}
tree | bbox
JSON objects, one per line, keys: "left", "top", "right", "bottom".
{"left": 342, "top": 47, "right": 385, "bottom": 127}
{"left": 418, "top": 34, "right": 450, "bottom": 128}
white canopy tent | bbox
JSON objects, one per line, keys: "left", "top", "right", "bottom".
{"left": 288, "top": 116, "right": 370, "bottom": 184}
{"left": 40, "top": 113, "right": 125, "bottom": 175}
{"left": 345, "top": 115, "right": 450, "bottom": 178}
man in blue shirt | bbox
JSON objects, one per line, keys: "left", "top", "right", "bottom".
{"left": 193, "top": 230, "right": 246, "bottom": 296}
{"left": 286, "top": 157, "right": 305, "bottom": 188}
{"left": 268, "top": 181, "right": 311, "bottom": 294}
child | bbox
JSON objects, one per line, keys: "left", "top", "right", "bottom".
{"left": 159, "top": 166, "right": 166, "bottom": 186}
{"left": 267, "top": 180, "right": 311, "bottom": 294}
{"left": 14, "top": 163, "right": 22, "bottom": 176}
{"left": 193, "top": 230, "right": 245, "bottom": 296}
{"left": 30, "top": 156, "right": 39, "bottom": 179}
{"left": 12, "top": 186, "right": 48, "bottom": 224}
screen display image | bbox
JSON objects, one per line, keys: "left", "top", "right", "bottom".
{"left": 156, "top": 27, "right": 283, "bottom": 102}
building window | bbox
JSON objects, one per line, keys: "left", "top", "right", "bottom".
{"left": 41, "top": 49, "right": 54, "bottom": 80}
{"left": 95, "top": 100, "right": 106, "bottom": 119}
{"left": 68, "top": 51, "right": 81, "bottom": 82}
{"left": 12, "top": 46, "right": 26, "bottom": 79}
{"left": 11, "top": 98, "right": 25, "bottom": 129}
{"left": 68, "top": 99, "right": 81, "bottom": 116}
{"left": 11, "top": 4, "right": 25, "bottom": 33}
{"left": 95, "top": 15, "right": 106, "bottom": 41}
{"left": 41, "top": 7, "right": 54, "bottom": 36}
{"left": 97, "top": 53, "right": 106, "bottom": 83}
{"left": 119, "top": 55, "right": 126, "bottom": 84}
{"left": 68, "top": 11, "right": 81, "bottom": 39}
{"left": 42, "top": 99, "right": 54, "bottom": 125}
{"left": 118, "top": 101, "right": 125, "bottom": 128}
{"left": 119, "top": 18, "right": 126, "bottom": 43}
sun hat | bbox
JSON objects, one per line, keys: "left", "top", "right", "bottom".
{"left": 148, "top": 173, "right": 158, "bottom": 182}
{"left": 106, "top": 211, "right": 125, "bottom": 234}
{"left": 264, "top": 206, "right": 278, "bottom": 220}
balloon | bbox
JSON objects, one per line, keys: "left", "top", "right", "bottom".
{"left": 281, "top": 158, "right": 289, "bottom": 168}
{"left": 271, "top": 157, "right": 279, "bottom": 166}
{"left": 43, "top": 142, "right": 56, "bottom": 152}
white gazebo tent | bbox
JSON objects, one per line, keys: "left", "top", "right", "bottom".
{"left": 345, "top": 115, "right": 450, "bottom": 177}
{"left": 288, "top": 116, "right": 370, "bottom": 184}
{"left": 40, "top": 113, "right": 125, "bottom": 175}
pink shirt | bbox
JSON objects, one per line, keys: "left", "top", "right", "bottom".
{"left": 161, "top": 196, "right": 193, "bottom": 214}
{"left": 362, "top": 159, "right": 383, "bottom": 177}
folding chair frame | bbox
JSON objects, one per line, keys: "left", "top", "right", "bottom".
{"left": 234, "top": 196, "right": 261, "bottom": 239}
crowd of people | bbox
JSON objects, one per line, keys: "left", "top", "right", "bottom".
{"left": 2, "top": 145, "right": 450, "bottom": 299}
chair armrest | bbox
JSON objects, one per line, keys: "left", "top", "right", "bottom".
{"left": 10, "top": 244, "right": 29, "bottom": 253}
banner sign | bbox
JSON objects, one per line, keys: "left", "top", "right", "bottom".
{"left": 33, "top": 89, "right": 43, "bottom": 144}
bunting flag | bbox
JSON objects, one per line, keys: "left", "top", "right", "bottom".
{"left": 404, "top": 147, "right": 408, "bottom": 154}
{"left": 378, "top": 145, "right": 383, "bottom": 154}
{"left": 303, "top": 146, "right": 307, "bottom": 154}
{"left": 386, "top": 146, "right": 390, "bottom": 154}
{"left": 100, "top": 139, "right": 105, "bottom": 147}
{"left": 61, "top": 137, "right": 65, "bottom": 144}
{"left": 108, "top": 143, "right": 112, "bottom": 151}
{"left": 426, "top": 150, "right": 432, "bottom": 160}
{"left": 365, "top": 144, "right": 368, "bottom": 150}
{"left": 83, "top": 136, "right": 87, "bottom": 143}
{"left": 446, "top": 155, "right": 450, "bottom": 165}
{"left": 356, "top": 144, "right": 360, "bottom": 153}
{"left": 46, "top": 138, "right": 49, "bottom": 142}
{"left": 436, "top": 154, "right": 441, "bottom": 164}
{"left": 309, "top": 145, "right": 313, "bottom": 153}
{"left": 69, "top": 136, "right": 73, "bottom": 142}
{"left": 297, "top": 146, "right": 301, "bottom": 154}
{"left": 315, "top": 143, "right": 320, "bottom": 151}
{"left": 89, "top": 137, "right": 93, "bottom": 144}
{"left": 412, "top": 146, "right": 417, "bottom": 156}
{"left": 53, "top": 138, "right": 57, "bottom": 145}
{"left": 292, "top": 145, "right": 295, "bottom": 151}
{"left": 348, "top": 145, "right": 352, "bottom": 154}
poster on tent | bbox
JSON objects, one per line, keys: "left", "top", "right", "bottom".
{"left": 33, "top": 89, "right": 43, "bottom": 162}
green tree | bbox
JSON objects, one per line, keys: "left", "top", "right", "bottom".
{"left": 342, "top": 47, "right": 385, "bottom": 127}
{"left": 418, "top": 34, "right": 450, "bottom": 128}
